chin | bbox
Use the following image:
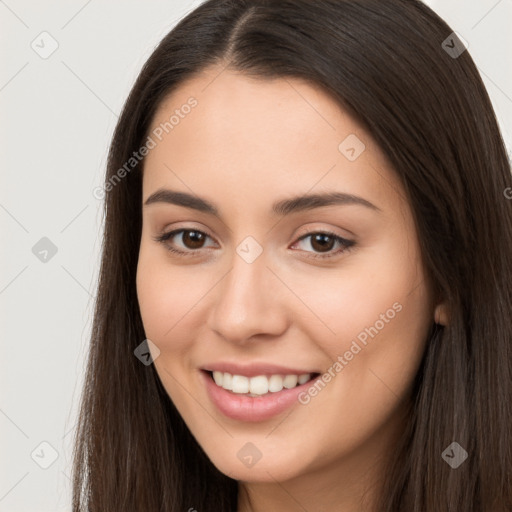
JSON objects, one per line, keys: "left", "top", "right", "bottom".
{"left": 204, "top": 444, "right": 309, "bottom": 483}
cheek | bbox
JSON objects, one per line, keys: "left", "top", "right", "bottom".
{"left": 299, "top": 261, "right": 427, "bottom": 355}
{"left": 322, "top": 293, "right": 429, "bottom": 449}
{"left": 295, "top": 273, "right": 430, "bottom": 467}
{"left": 300, "top": 238, "right": 431, "bottom": 398}
{"left": 136, "top": 249, "right": 190, "bottom": 350}
{"left": 136, "top": 247, "right": 221, "bottom": 370}
{"left": 136, "top": 256, "right": 199, "bottom": 409}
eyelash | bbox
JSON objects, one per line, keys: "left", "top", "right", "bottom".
{"left": 152, "top": 228, "right": 355, "bottom": 260}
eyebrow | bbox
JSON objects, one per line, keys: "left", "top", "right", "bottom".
{"left": 143, "top": 188, "right": 381, "bottom": 216}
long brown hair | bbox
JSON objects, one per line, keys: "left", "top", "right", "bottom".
{"left": 72, "top": 1, "right": 512, "bottom": 510}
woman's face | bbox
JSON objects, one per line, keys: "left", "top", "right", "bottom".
{"left": 136, "top": 65, "right": 436, "bottom": 495}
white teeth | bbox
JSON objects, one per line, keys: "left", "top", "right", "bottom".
{"left": 283, "top": 375, "right": 298, "bottom": 389}
{"left": 231, "top": 374, "right": 249, "bottom": 393}
{"left": 212, "top": 371, "right": 223, "bottom": 386}
{"left": 298, "top": 374, "right": 311, "bottom": 385}
{"left": 210, "top": 371, "right": 314, "bottom": 396}
{"left": 249, "top": 375, "right": 268, "bottom": 395}
{"left": 223, "top": 372, "right": 233, "bottom": 390}
{"left": 268, "top": 374, "right": 283, "bottom": 392}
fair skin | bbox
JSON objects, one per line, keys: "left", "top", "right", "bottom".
{"left": 136, "top": 64, "right": 448, "bottom": 512}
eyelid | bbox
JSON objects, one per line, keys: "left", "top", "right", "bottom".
{"left": 158, "top": 222, "right": 353, "bottom": 244}
{"left": 153, "top": 227, "right": 217, "bottom": 251}
{"left": 153, "top": 225, "right": 356, "bottom": 260}
{"left": 290, "top": 230, "right": 355, "bottom": 259}
{"left": 294, "top": 223, "right": 354, "bottom": 240}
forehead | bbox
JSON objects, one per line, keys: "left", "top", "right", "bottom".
{"left": 142, "top": 66, "right": 405, "bottom": 218}
{"left": 147, "top": 66, "right": 362, "bottom": 154}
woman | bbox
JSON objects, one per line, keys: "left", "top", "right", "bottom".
{"left": 72, "top": 0, "right": 512, "bottom": 510}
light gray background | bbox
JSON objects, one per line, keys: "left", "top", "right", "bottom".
{"left": 1, "top": 1, "right": 511, "bottom": 510}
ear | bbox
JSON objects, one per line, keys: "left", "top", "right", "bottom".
{"left": 434, "top": 302, "right": 449, "bottom": 326}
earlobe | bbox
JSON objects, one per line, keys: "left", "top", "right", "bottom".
{"left": 434, "top": 303, "right": 449, "bottom": 326}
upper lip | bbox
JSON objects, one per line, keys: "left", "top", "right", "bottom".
{"left": 201, "top": 361, "right": 320, "bottom": 378}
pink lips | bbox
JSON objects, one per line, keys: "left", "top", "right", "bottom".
{"left": 200, "top": 369, "right": 320, "bottom": 422}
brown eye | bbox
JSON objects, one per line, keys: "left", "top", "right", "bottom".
{"left": 180, "top": 230, "right": 207, "bottom": 249}
{"left": 309, "top": 233, "right": 336, "bottom": 253}
{"left": 154, "top": 228, "right": 355, "bottom": 260}
{"left": 293, "top": 231, "right": 355, "bottom": 260}
{"left": 153, "top": 229, "right": 216, "bottom": 257}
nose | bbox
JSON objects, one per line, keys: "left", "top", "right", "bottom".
{"left": 206, "top": 251, "right": 289, "bottom": 345}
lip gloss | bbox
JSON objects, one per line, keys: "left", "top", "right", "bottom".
{"left": 200, "top": 370, "right": 319, "bottom": 422}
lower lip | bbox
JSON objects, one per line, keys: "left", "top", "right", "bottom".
{"left": 200, "top": 370, "right": 319, "bottom": 422}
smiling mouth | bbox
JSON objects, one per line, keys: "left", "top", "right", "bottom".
{"left": 204, "top": 369, "right": 321, "bottom": 397}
